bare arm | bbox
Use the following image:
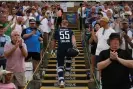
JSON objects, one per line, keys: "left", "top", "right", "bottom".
{"left": 72, "top": 35, "right": 77, "bottom": 48}
{"left": 23, "top": 30, "right": 36, "bottom": 39}
{"left": 39, "top": 37, "right": 43, "bottom": 41}
{"left": 91, "top": 29, "right": 98, "bottom": 43}
{"left": 4, "top": 46, "right": 17, "bottom": 58}
{"left": 122, "top": 32, "right": 133, "bottom": 48}
{"left": 89, "top": 36, "right": 93, "bottom": 44}
{"left": 4, "top": 21, "right": 13, "bottom": 32}
{"left": 125, "top": 37, "right": 133, "bottom": 48}
{"left": 117, "top": 57, "right": 133, "bottom": 68}
{"left": 23, "top": 33, "right": 33, "bottom": 39}
{"left": 19, "top": 44, "right": 28, "bottom": 57}
{"left": 97, "top": 58, "right": 112, "bottom": 70}
{"left": 51, "top": 39, "right": 56, "bottom": 50}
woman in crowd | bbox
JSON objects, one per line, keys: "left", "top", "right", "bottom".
{"left": 89, "top": 23, "right": 100, "bottom": 79}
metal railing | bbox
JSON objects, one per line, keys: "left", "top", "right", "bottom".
{"left": 81, "top": 27, "right": 100, "bottom": 89}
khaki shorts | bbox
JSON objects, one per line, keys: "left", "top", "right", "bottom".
{"left": 12, "top": 72, "right": 26, "bottom": 87}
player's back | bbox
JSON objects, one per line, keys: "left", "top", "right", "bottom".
{"left": 54, "top": 27, "right": 74, "bottom": 50}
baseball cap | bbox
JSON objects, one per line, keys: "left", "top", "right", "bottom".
{"left": 29, "top": 19, "right": 36, "bottom": 24}
{"left": 100, "top": 17, "right": 109, "bottom": 23}
{"left": 0, "top": 70, "right": 13, "bottom": 75}
{"left": 0, "top": 23, "right": 4, "bottom": 28}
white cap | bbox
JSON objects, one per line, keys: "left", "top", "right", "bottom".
{"left": 0, "top": 70, "right": 12, "bottom": 75}
{"left": 29, "top": 17, "right": 36, "bottom": 21}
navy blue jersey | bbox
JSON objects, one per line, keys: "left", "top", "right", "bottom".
{"left": 54, "top": 28, "right": 74, "bottom": 49}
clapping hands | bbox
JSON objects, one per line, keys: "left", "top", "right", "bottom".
{"left": 110, "top": 51, "right": 119, "bottom": 61}
{"left": 15, "top": 39, "right": 23, "bottom": 48}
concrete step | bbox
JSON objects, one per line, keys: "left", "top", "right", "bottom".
{"left": 40, "top": 87, "right": 88, "bottom": 89}
{"left": 44, "top": 74, "right": 87, "bottom": 77}
{"left": 42, "top": 80, "right": 89, "bottom": 83}
{"left": 48, "top": 60, "right": 85, "bottom": 64}
{"left": 44, "top": 69, "right": 89, "bottom": 72}
{"left": 48, "top": 64, "right": 85, "bottom": 67}
{"left": 56, "top": 44, "right": 83, "bottom": 46}
{"left": 47, "top": 64, "right": 86, "bottom": 69}
{"left": 50, "top": 56, "right": 84, "bottom": 59}
{"left": 41, "top": 80, "right": 90, "bottom": 86}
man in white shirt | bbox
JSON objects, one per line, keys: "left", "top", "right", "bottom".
{"left": 77, "top": 3, "right": 86, "bottom": 30}
{"left": 30, "top": 6, "right": 39, "bottom": 18}
{"left": 23, "top": 10, "right": 32, "bottom": 28}
{"left": 93, "top": 17, "right": 115, "bottom": 64}
{"left": 38, "top": 7, "right": 51, "bottom": 50}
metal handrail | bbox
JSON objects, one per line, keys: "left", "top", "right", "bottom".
{"left": 81, "top": 28, "right": 100, "bottom": 89}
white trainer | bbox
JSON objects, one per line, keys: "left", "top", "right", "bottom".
{"left": 59, "top": 81, "right": 65, "bottom": 88}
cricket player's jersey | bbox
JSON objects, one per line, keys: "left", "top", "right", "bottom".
{"left": 54, "top": 27, "right": 74, "bottom": 50}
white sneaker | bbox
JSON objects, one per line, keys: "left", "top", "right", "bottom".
{"left": 59, "top": 81, "right": 65, "bottom": 88}
{"left": 65, "top": 71, "right": 70, "bottom": 76}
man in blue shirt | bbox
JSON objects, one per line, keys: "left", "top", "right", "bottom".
{"left": 0, "top": 23, "right": 11, "bottom": 69}
{"left": 21, "top": 18, "right": 43, "bottom": 79}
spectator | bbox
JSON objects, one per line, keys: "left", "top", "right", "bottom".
{"left": 0, "top": 23, "right": 11, "bottom": 69}
{"left": 97, "top": 33, "right": 133, "bottom": 89}
{"left": 4, "top": 30, "right": 27, "bottom": 89}
{"left": 0, "top": 70, "right": 16, "bottom": 89}
{"left": 92, "top": 12, "right": 103, "bottom": 28}
{"left": 8, "top": 7, "right": 17, "bottom": 23}
{"left": 120, "top": 18, "right": 133, "bottom": 53}
{"left": 113, "top": 17, "right": 122, "bottom": 33}
{"left": 77, "top": 3, "right": 83, "bottom": 30}
{"left": 21, "top": 18, "right": 43, "bottom": 79}
{"left": 93, "top": 17, "right": 115, "bottom": 63}
{"left": 106, "top": 9, "right": 115, "bottom": 28}
{"left": 0, "top": 14, "right": 12, "bottom": 36}
{"left": 23, "top": 1, "right": 30, "bottom": 14}
{"left": 56, "top": 4, "right": 63, "bottom": 29}
{"left": 89, "top": 23, "right": 100, "bottom": 79}
{"left": 30, "top": 6, "right": 39, "bottom": 18}
{"left": 86, "top": 6, "right": 97, "bottom": 28}
{"left": 84, "top": 4, "right": 91, "bottom": 20}
{"left": 23, "top": 9, "right": 31, "bottom": 28}
{"left": 103, "top": 2, "right": 110, "bottom": 13}
{"left": 11, "top": 16, "right": 26, "bottom": 34}
{"left": 39, "top": 8, "right": 51, "bottom": 50}
{"left": 121, "top": 5, "right": 132, "bottom": 18}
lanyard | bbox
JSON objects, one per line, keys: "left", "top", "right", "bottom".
{"left": 102, "top": 28, "right": 105, "bottom": 35}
